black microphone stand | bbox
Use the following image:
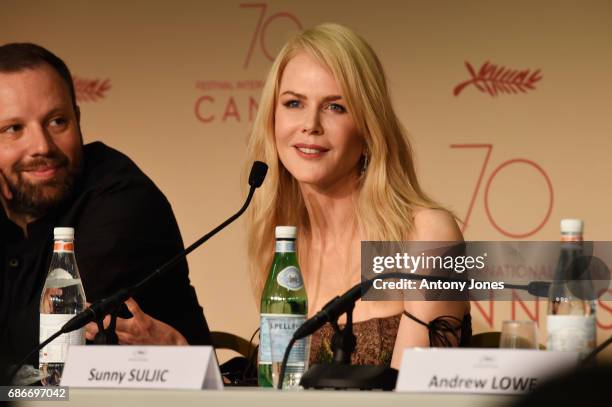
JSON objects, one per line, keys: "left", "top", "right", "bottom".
{"left": 298, "top": 304, "right": 398, "bottom": 390}
{"left": 301, "top": 302, "right": 398, "bottom": 390}
{"left": 8, "top": 161, "right": 268, "bottom": 384}
{"left": 331, "top": 303, "right": 355, "bottom": 364}
{"left": 92, "top": 307, "right": 120, "bottom": 345}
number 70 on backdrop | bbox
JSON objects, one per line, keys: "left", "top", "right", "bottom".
{"left": 451, "top": 145, "right": 612, "bottom": 331}
{"left": 451, "top": 144, "right": 554, "bottom": 239}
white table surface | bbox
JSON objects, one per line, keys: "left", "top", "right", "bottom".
{"left": 16, "top": 387, "right": 520, "bottom": 407}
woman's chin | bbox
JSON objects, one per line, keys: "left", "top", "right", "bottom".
{"left": 294, "top": 175, "right": 327, "bottom": 187}
{"left": 283, "top": 164, "right": 358, "bottom": 191}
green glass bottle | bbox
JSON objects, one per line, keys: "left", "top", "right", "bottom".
{"left": 259, "top": 226, "right": 308, "bottom": 388}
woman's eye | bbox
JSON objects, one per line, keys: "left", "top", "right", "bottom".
{"left": 327, "top": 103, "right": 347, "bottom": 113}
{"left": 284, "top": 100, "right": 302, "bottom": 108}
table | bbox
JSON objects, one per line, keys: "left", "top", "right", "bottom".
{"left": 17, "top": 388, "right": 519, "bottom": 407}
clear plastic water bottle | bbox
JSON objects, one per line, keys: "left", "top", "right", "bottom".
{"left": 259, "top": 226, "right": 308, "bottom": 388}
{"left": 547, "top": 219, "right": 596, "bottom": 358}
{"left": 39, "top": 227, "right": 86, "bottom": 385}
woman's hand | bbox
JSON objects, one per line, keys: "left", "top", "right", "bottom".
{"left": 84, "top": 298, "right": 188, "bottom": 345}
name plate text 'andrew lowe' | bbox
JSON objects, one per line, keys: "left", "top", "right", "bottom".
{"left": 396, "top": 348, "right": 578, "bottom": 394}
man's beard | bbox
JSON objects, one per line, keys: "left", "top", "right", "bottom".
{"left": 5, "top": 153, "right": 82, "bottom": 219}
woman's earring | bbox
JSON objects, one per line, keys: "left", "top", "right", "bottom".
{"left": 361, "top": 151, "right": 369, "bottom": 176}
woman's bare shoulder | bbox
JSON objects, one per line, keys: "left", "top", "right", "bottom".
{"left": 409, "top": 207, "right": 463, "bottom": 241}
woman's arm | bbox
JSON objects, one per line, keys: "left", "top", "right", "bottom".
{"left": 390, "top": 208, "right": 468, "bottom": 369}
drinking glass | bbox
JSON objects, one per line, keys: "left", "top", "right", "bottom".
{"left": 499, "top": 320, "right": 538, "bottom": 349}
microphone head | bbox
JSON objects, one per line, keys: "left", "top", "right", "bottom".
{"left": 527, "top": 281, "right": 551, "bottom": 297}
{"left": 249, "top": 161, "right": 268, "bottom": 188}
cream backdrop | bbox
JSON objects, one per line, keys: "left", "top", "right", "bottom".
{"left": 3, "top": 0, "right": 612, "bottom": 359}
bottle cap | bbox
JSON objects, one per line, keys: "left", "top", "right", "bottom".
{"left": 54, "top": 227, "right": 75, "bottom": 240}
{"left": 275, "top": 226, "right": 297, "bottom": 239}
{"left": 560, "top": 219, "right": 583, "bottom": 234}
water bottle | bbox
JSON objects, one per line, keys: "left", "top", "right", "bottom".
{"left": 547, "top": 219, "right": 596, "bottom": 358}
{"left": 39, "top": 227, "right": 86, "bottom": 385}
{"left": 259, "top": 226, "right": 308, "bottom": 388}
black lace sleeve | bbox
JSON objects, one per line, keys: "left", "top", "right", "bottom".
{"left": 403, "top": 311, "right": 472, "bottom": 347}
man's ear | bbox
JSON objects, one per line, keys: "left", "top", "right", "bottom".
{"left": 0, "top": 170, "right": 13, "bottom": 202}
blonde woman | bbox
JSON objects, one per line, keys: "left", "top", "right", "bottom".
{"left": 246, "top": 23, "right": 470, "bottom": 369}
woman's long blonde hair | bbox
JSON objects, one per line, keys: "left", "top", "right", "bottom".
{"left": 246, "top": 23, "right": 444, "bottom": 299}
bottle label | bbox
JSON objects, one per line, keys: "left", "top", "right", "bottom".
{"left": 259, "top": 314, "right": 308, "bottom": 365}
{"left": 53, "top": 242, "right": 74, "bottom": 253}
{"left": 547, "top": 315, "right": 596, "bottom": 356}
{"left": 275, "top": 241, "right": 295, "bottom": 253}
{"left": 561, "top": 234, "right": 583, "bottom": 242}
{"left": 44, "top": 268, "right": 77, "bottom": 288}
{"left": 276, "top": 266, "right": 303, "bottom": 291}
{"left": 40, "top": 314, "right": 85, "bottom": 363}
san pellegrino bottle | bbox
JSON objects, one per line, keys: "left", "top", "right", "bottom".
{"left": 547, "top": 219, "right": 596, "bottom": 357}
{"left": 39, "top": 227, "right": 86, "bottom": 385}
{"left": 259, "top": 226, "right": 308, "bottom": 388}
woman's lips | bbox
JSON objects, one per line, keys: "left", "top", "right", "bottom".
{"left": 294, "top": 144, "right": 329, "bottom": 159}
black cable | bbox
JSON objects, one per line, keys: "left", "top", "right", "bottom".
{"left": 581, "top": 334, "right": 612, "bottom": 366}
{"left": 277, "top": 337, "right": 296, "bottom": 390}
{"left": 241, "top": 327, "right": 260, "bottom": 384}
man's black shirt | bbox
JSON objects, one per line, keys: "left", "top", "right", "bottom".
{"left": 0, "top": 142, "right": 211, "bottom": 372}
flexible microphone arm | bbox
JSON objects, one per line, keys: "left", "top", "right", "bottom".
{"left": 8, "top": 161, "right": 268, "bottom": 385}
{"left": 64, "top": 160, "right": 268, "bottom": 333}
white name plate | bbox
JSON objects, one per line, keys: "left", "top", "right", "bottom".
{"left": 61, "top": 345, "right": 223, "bottom": 390}
{"left": 396, "top": 348, "right": 578, "bottom": 394}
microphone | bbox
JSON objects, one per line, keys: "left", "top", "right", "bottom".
{"left": 293, "top": 284, "right": 362, "bottom": 341}
{"left": 292, "top": 273, "right": 552, "bottom": 341}
{"left": 9, "top": 161, "right": 268, "bottom": 384}
{"left": 506, "top": 280, "right": 551, "bottom": 298}
{"left": 248, "top": 161, "right": 268, "bottom": 187}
